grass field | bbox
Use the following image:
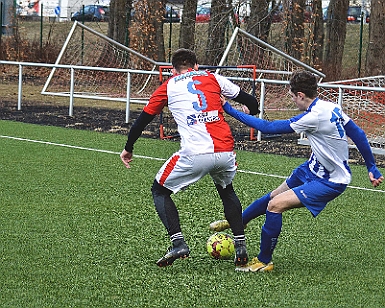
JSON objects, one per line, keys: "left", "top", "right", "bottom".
{"left": 1, "top": 120, "right": 385, "bottom": 307}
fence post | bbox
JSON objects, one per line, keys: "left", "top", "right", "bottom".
{"left": 18, "top": 64, "right": 23, "bottom": 110}
{"left": 0, "top": 2, "right": 3, "bottom": 59}
{"left": 69, "top": 67, "right": 74, "bottom": 116}
{"left": 40, "top": 3, "right": 43, "bottom": 50}
{"left": 126, "top": 71, "right": 131, "bottom": 123}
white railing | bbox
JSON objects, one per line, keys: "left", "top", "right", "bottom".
{"left": 1, "top": 60, "right": 385, "bottom": 154}
{"left": 0, "top": 60, "right": 159, "bottom": 123}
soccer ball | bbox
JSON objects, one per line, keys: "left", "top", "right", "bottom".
{"left": 206, "top": 232, "right": 235, "bottom": 260}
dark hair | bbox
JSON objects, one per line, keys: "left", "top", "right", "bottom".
{"left": 289, "top": 70, "right": 318, "bottom": 98}
{"left": 171, "top": 49, "right": 197, "bottom": 72}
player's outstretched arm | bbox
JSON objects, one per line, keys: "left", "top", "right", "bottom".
{"left": 222, "top": 101, "right": 294, "bottom": 134}
{"left": 344, "top": 120, "right": 384, "bottom": 187}
{"left": 121, "top": 111, "right": 155, "bottom": 169}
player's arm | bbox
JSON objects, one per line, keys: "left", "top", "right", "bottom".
{"left": 121, "top": 82, "right": 167, "bottom": 168}
{"left": 344, "top": 119, "right": 383, "bottom": 187}
{"left": 232, "top": 90, "right": 260, "bottom": 115}
{"left": 223, "top": 101, "right": 294, "bottom": 134}
{"left": 120, "top": 111, "right": 156, "bottom": 168}
{"left": 214, "top": 74, "right": 259, "bottom": 115}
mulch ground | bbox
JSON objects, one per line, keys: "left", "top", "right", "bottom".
{"left": 1, "top": 100, "right": 384, "bottom": 168}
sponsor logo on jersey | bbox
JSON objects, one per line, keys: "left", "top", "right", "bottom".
{"left": 187, "top": 110, "right": 220, "bottom": 126}
{"left": 174, "top": 70, "right": 208, "bottom": 82}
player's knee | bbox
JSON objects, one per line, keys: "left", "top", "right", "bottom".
{"left": 266, "top": 199, "right": 282, "bottom": 213}
{"left": 151, "top": 180, "right": 172, "bottom": 197}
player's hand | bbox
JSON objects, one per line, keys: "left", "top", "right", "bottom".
{"left": 120, "top": 149, "right": 133, "bottom": 168}
{"left": 242, "top": 105, "right": 250, "bottom": 114}
{"left": 369, "top": 171, "right": 384, "bottom": 187}
{"left": 220, "top": 95, "right": 227, "bottom": 105}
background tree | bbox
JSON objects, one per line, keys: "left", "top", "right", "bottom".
{"left": 285, "top": 0, "right": 306, "bottom": 61}
{"left": 130, "top": 0, "right": 166, "bottom": 62}
{"left": 323, "top": 0, "right": 349, "bottom": 80}
{"left": 152, "top": 0, "right": 167, "bottom": 62}
{"left": 309, "top": 0, "right": 324, "bottom": 69}
{"left": 245, "top": 0, "right": 272, "bottom": 42}
{"left": 366, "top": 0, "right": 385, "bottom": 76}
{"left": 107, "top": 0, "right": 132, "bottom": 45}
{"left": 205, "top": 0, "right": 232, "bottom": 65}
{"left": 179, "top": 0, "right": 198, "bottom": 50}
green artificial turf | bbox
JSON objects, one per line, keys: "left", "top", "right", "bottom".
{"left": 1, "top": 120, "right": 384, "bottom": 307}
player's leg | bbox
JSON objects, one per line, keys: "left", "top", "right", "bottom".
{"left": 151, "top": 180, "right": 190, "bottom": 267}
{"left": 237, "top": 189, "right": 301, "bottom": 272}
{"left": 215, "top": 182, "right": 248, "bottom": 266}
{"left": 210, "top": 152, "right": 248, "bottom": 266}
{"left": 241, "top": 193, "right": 271, "bottom": 224}
{"left": 210, "top": 180, "right": 290, "bottom": 231}
{"left": 238, "top": 171, "right": 347, "bottom": 272}
{"left": 256, "top": 177, "right": 346, "bottom": 266}
{"left": 209, "top": 193, "right": 271, "bottom": 232}
{"left": 153, "top": 153, "right": 215, "bottom": 266}
{"left": 243, "top": 180, "right": 291, "bottom": 224}
{"left": 152, "top": 153, "right": 199, "bottom": 267}
{"left": 258, "top": 190, "right": 302, "bottom": 262}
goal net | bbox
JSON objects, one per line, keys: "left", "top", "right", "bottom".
{"left": 318, "top": 76, "right": 385, "bottom": 154}
{"left": 195, "top": 27, "right": 385, "bottom": 154}
{"left": 42, "top": 21, "right": 167, "bottom": 107}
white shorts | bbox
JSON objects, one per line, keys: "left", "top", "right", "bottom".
{"left": 155, "top": 151, "right": 237, "bottom": 193}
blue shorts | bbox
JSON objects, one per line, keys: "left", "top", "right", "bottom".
{"left": 286, "top": 162, "right": 347, "bottom": 217}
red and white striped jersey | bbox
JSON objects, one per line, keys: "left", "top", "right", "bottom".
{"left": 144, "top": 69, "right": 241, "bottom": 155}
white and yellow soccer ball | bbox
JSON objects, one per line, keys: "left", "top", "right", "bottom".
{"left": 206, "top": 232, "right": 235, "bottom": 260}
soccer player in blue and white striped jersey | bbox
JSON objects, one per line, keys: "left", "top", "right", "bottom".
{"left": 210, "top": 70, "right": 384, "bottom": 272}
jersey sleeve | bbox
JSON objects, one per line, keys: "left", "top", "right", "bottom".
{"left": 143, "top": 81, "right": 168, "bottom": 115}
{"left": 289, "top": 112, "right": 318, "bottom": 134}
{"left": 344, "top": 119, "right": 378, "bottom": 173}
{"left": 213, "top": 74, "right": 240, "bottom": 99}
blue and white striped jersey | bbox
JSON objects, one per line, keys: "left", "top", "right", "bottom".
{"left": 289, "top": 98, "right": 352, "bottom": 184}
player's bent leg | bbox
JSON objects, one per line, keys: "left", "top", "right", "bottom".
{"left": 151, "top": 180, "right": 190, "bottom": 267}
{"left": 209, "top": 192, "right": 272, "bottom": 232}
{"left": 215, "top": 183, "right": 248, "bottom": 266}
{"left": 242, "top": 192, "right": 271, "bottom": 224}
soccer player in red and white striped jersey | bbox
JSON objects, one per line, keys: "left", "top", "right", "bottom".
{"left": 120, "top": 49, "right": 259, "bottom": 268}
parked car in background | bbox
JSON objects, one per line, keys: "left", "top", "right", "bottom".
{"left": 322, "top": 6, "right": 369, "bottom": 23}
{"left": 347, "top": 6, "right": 370, "bottom": 23}
{"left": 196, "top": 6, "right": 210, "bottom": 23}
{"left": 71, "top": 5, "right": 109, "bottom": 22}
{"left": 164, "top": 6, "right": 180, "bottom": 23}
{"left": 269, "top": 4, "right": 312, "bottom": 23}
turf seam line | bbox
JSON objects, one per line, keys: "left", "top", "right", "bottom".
{"left": 1, "top": 134, "right": 384, "bottom": 193}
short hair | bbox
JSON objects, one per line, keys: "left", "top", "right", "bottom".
{"left": 289, "top": 70, "right": 318, "bottom": 98}
{"left": 171, "top": 49, "right": 197, "bottom": 72}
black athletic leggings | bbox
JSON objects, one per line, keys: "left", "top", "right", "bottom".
{"left": 151, "top": 180, "right": 244, "bottom": 237}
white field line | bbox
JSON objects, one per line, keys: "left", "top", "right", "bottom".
{"left": 1, "top": 134, "right": 384, "bottom": 194}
